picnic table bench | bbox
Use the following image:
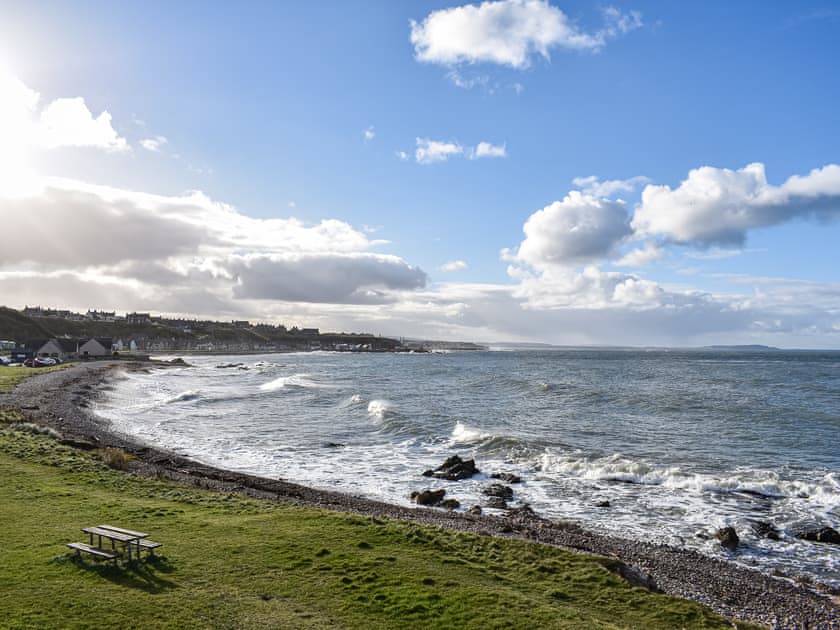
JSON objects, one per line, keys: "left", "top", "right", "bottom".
{"left": 67, "top": 524, "right": 163, "bottom": 564}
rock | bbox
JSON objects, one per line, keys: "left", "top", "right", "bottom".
{"left": 483, "top": 484, "right": 514, "bottom": 499}
{"left": 491, "top": 472, "right": 522, "bottom": 484}
{"left": 60, "top": 438, "right": 97, "bottom": 450}
{"left": 485, "top": 496, "right": 508, "bottom": 509}
{"left": 595, "top": 500, "right": 611, "bottom": 508}
{"left": 797, "top": 527, "right": 840, "bottom": 545}
{"left": 411, "top": 489, "right": 446, "bottom": 506}
{"left": 506, "top": 505, "right": 539, "bottom": 520}
{"left": 440, "top": 498, "right": 460, "bottom": 510}
{"left": 751, "top": 521, "right": 781, "bottom": 541}
{"left": 423, "top": 455, "right": 480, "bottom": 481}
{"left": 323, "top": 442, "right": 345, "bottom": 448}
{"left": 716, "top": 526, "right": 739, "bottom": 551}
{"left": 608, "top": 561, "right": 662, "bottom": 593}
{"left": 467, "top": 505, "right": 482, "bottom": 515}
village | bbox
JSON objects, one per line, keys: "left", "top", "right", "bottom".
{"left": 0, "top": 305, "right": 485, "bottom": 366}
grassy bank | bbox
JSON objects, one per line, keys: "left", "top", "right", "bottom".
{"left": 0, "top": 423, "right": 758, "bottom": 629}
{"left": 0, "top": 363, "right": 76, "bottom": 393}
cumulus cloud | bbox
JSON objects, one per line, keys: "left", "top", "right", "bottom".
{"left": 572, "top": 174, "right": 650, "bottom": 198}
{"left": 614, "top": 242, "right": 664, "bottom": 267}
{"left": 410, "top": 0, "right": 642, "bottom": 69}
{"left": 364, "top": 126, "right": 375, "bottom": 142}
{"left": 38, "top": 97, "right": 128, "bottom": 151}
{"left": 440, "top": 260, "right": 468, "bottom": 272}
{"left": 0, "top": 176, "right": 427, "bottom": 306}
{"left": 508, "top": 191, "right": 632, "bottom": 267}
{"left": 632, "top": 162, "right": 840, "bottom": 246}
{"left": 0, "top": 70, "right": 129, "bottom": 155}
{"left": 140, "top": 136, "right": 168, "bottom": 152}
{"left": 473, "top": 141, "right": 507, "bottom": 159}
{"left": 230, "top": 254, "right": 427, "bottom": 304}
{"left": 415, "top": 138, "right": 464, "bottom": 164}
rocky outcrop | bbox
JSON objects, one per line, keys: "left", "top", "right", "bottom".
{"left": 797, "top": 526, "right": 840, "bottom": 545}
{"left": 491, "top": 472, "right": 522, "bottom": 484}
{"left": 751, "top": 521, "right": 781, "bottom": 541}
{"left": 411, "top": 489, "right": 446, "bottom": 506}
{"left": 716, "top": 526, "right": 739, "bottom": 551}
{"left": 422, "top": 455, "right": 480, "bottom": 481}
{"left": 483, "top": 484, "right": 514, "bottom": 500}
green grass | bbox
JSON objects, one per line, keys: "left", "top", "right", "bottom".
{"left": 0, "top": 363, "right": 77, "bottom": 393}
{"left": 0, "top": 426, "right": 759, "bottom": 629}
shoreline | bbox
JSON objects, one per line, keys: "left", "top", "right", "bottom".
{"left": 4, "top": 361, "right": 838, "bottom": 628}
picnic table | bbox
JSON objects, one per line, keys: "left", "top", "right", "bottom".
{"left": 67, "top": 524, "right": 162, "bottom": 564}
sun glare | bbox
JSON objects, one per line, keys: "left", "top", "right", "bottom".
{"left": 0, "top": 64, "right": 41, "bottom": 197}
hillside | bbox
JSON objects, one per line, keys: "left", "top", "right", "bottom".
{"left": 0, "top": 307, "right": 399, "bottom": 352}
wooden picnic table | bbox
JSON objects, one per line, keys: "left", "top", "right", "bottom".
{"left": 82, "top": 525, "right": 149, "bottom": 561}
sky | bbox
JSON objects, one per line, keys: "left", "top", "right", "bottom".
{"left": 1, "top": 0, "right": 840, "bottom": 348}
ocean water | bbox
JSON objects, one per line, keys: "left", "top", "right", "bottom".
{"left": 93, "top": 349, "right": 840, "bottom": 587}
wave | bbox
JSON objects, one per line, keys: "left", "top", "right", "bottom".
{"left": 367, "top": 399, "right": 393, "bottom": 420}
{"left": 259, "top": 374, "right": 321, "bottom": 391}
{"left": 166, "top": 390, "right": 201, "bottom": 403}
{"left": 450, "top": 421, "right": 491, "bottom": 445}
{"left": 538, "top": 452, "right": 840, "bottom": 504}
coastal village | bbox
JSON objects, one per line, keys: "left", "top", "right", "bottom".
{"left": 0, "top": 305, "right": 485, "bottom": 365}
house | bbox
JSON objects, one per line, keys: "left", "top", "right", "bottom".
{"left": 0, "top": 340, "right": 16, "bottom": 351}
{"left": 78, "top": 338, "right": 113, "bottom": 358}
{"left": 30, "top": 338, "right": 79, "bottom": 360}
{"left": 126, "top": 312, "right": 152, "bottom": 324}
{"left": 86, "top": 310, "right": 116, "bottom": 321}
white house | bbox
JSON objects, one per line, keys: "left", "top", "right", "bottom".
{"left": 78, "top": 338, "right": 113, "bottom": 358}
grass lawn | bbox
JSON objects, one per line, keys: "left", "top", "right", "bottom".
{"left": 0, "top": 363, "right": 77, "bottom": 393}
{"left": 0, "top": 422, "right": 761, "bottom": 630}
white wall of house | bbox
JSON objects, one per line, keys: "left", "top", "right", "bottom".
{"left": 78, "top": 339, "right": 109, "bottom": 357}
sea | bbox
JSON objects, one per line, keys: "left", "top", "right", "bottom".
{"left": 92, "top": 348, "right": 840, "bottom": 588}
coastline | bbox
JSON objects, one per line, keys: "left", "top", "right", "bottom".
{"left": 4, "top": 361, "right": 838, "bottom": 628}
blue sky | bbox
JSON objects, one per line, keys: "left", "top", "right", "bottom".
{"left": 1, "top": 1, "right": 840, "bottom": 347}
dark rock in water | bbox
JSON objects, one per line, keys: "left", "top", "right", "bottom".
{"left": 751, "top": 521, "right": 781, "bottom": 541}
{"left": 323, "top": 442, "right": 345, "bottom": 448}
{"left": 491, "top": 472, "right": 522, "bottom": 484}
{"left": 716, "top": 526, "right": 739, "bottom": 551}
{"left": 168, "top": 357, "right": 189, "bottom": 366}
{"left": 483, "top": 484, "right": 514, "bottom": 500}
{"left": 411, "top": 489, "right": 447, "bottom": 506}
{"left": 440, "top": 498, "right": 460, "bottom": 510}
{"left": 467, "top": 505, "right": 482, "bottom": 516}
{"left": 216, "top": 362, "right": 244, "bottom": 369}
{"left": 797, "top": 527, "right": 840, "bottom": 545}
{"left": 424, "top": 455, "right": 480, "bottom": 481}
{"left": 595, "top": 500, "right": 611, "bottom": 508}
{"left": 485, "top": 496, "right": 508, "bottom": 509}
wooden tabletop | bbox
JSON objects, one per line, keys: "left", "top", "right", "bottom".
{"left": 82, "top": 526, "right": 143, "bottom": 542}
{"left": 97, "top": 524, "right": 149, "bottom": 538}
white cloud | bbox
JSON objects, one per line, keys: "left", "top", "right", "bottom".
{"left": 632, "top": 162, "right": 840, "bottom": 246}
{"left": 230, "top": 253, "right": 427, "bottom": 304}
{"left": 38, "top": 97, "right": 128, "bottom": 152}
{"left": 614, "top": 242, "right": 664, "bottom": 267}
{"left": 396, "top": 150, "right": 410, "bottom": 161}
{"left": 440, "top": 260, "right": 468, "bottom": 272}
{"left": 0, "top": 176, "right": 425, "bottom": 306}
{"left": 410, "top": 0, "right": 642, "bottom": 69}
{"left": 415, "top": 137, "right": 464, "bottom": 164}
{"left": 572, "top": 174, "right": 650, "bottom": 198}
{"left": 508, "top": 191, "right": 632, "bottom": 267}
{"left": 473, "top": 141, "right": 507, "bottom": 159}
{"left": 140, "top": 135, "right": 168, "bottom": 152}
{"left": 364, "top": 126, "right": 375, "bottom": 142}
